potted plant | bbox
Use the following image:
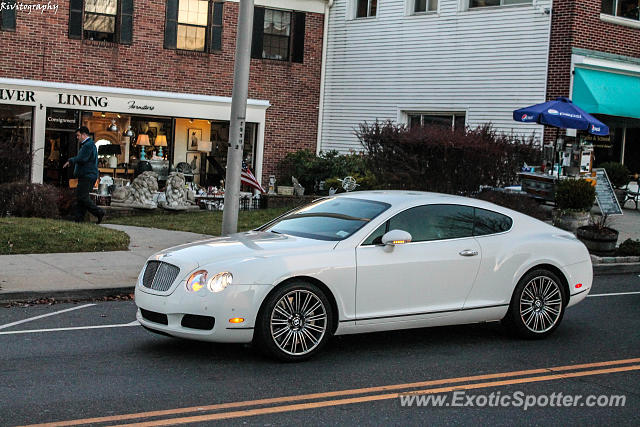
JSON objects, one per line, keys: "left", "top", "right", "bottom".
{"left": 576, "top": 214, "right": 619, "bottom": 256}
{"left": 552, "top": 178, "right": 596, "bottom": 233}
{"left": 600, "top": 162, "right": 630, "bottom": 205}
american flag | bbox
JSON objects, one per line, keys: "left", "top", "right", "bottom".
{"left": 241, "top": 162, "right": 266, "bottom": 193}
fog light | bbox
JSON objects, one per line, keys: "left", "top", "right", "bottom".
{"left": 229, "top": 317, "right": 245, "bottom": 324}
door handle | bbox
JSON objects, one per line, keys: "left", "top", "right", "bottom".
{"left": 459, "top": 249, "right": 478, "bottom": 257}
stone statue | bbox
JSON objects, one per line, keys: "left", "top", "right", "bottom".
{"left": 161, "top": 172, "right": 191, "bottom": 210}
{"left": 292, "top": 176, "right": 305, "bottom": 196}
{"left": 121, "top": 171, "right": 159, "bottom": 209}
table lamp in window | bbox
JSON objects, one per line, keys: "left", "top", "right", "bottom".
{"left": 136, "top": 134, "right": 150, "bottom": 160}
{"left": 98, "top": 144, "right": 122, "bottom": 168}
{"left": 155, "top": 135, "right": 167, "bottom": 158}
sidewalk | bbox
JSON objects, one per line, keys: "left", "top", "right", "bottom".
{"left": 0, "top": 206, "right": 638, "bottom": 303}
{"left": 0, "top": 225, "right": 212, "bottom": 303}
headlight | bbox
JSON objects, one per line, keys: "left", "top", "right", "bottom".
{"left": 207, "top": 272, "right": 233, "bottom": 293}
{"left": 186, "top": 270, "right": 207, "bottom": 292}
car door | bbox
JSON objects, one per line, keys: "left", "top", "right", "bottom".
{"left": 355, "top": 204, "right": 481, "bottom": 324}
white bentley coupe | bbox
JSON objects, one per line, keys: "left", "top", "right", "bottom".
{"left": 135, "top": 191, "right": 592, "bottom": 361}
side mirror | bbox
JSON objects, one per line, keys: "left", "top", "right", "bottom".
{"left": 381, "top": 229, "right": 412, "bottom": 246}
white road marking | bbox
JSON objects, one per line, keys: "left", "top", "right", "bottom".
{"left": 0, "top": 320, "right": 140, "bottom": 335}
{"left": 0, "top": 303, "right": 95, "bottom": 330}
{"left": 588, "top": 291, "right": 640, "bottom": 297}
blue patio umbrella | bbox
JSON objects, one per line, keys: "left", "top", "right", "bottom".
{"left": 513, "top": 97, "right": 609, "bottom": 136}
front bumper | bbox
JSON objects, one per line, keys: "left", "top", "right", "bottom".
{"left": 135, "top": 282, "right": 273, "bottom": 343}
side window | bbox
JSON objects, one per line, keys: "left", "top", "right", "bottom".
{"left": 388, "top": 204, "right": 474, "bottom": 242}
{"left": 362, "top": 222, "right": 387, "bottom": 245}
{"left": 473, "top": 208, "right": 513, "bottom": 236}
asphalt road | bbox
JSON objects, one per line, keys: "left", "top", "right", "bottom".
{"left": 1, "top": 274, "right": 639, "bottom": 426}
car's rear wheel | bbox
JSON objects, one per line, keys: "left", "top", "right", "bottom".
{"left": 504, "top": 269, "right": 566, "bottom": 339}
{"left": 255, "top": 281, "right": 334, "bottom": 362}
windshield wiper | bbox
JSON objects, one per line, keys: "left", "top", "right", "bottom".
{"left": 285, "top": 212, "right": 370, "bottom": 222}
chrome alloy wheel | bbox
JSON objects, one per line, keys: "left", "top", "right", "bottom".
{"left": 270, "top": 289, "right": 328, "bottom": 356}
{"left": 519, "top": 275, "right": 563, "bottom": 333}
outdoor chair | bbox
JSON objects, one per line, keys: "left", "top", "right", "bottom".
{"left": 624, "top": 180, "right": 640, "bottom": 210}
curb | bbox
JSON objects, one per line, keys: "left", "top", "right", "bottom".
{"left": 0, "top": 286, "right": 134, "bottom": 304}
{"left": 593, "top": 263, "right": 640, "bottom": 276}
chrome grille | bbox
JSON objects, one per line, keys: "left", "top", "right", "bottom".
{"left": 142, "top": 261, "right": 180, "bottom": 292}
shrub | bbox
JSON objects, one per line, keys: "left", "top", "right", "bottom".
{"left": 277, "top": 149, "right": 372, "bottom": 193}
{"left": 476, "top": 190, "right": 549, "bottom": 221}
{"left": 554, "top": 179, "right": 596, "bottom": 212}
{"left": 0, "top": 182, "right": 61, "bottom": 218}
{"left": 600, "top": 162, "right": 630, "bottom": 189}
{"left": 0, "top": 137, "right": 32, "bottom": 184}
{"left": 357, "top": 121, "right": 542, "bottom": 195}
{"left": 616, "top": 239, "right": 640, "bottom": 257}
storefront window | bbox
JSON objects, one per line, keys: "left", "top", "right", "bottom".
{"left": 0, "top": 104, "right": 33, "bottom": 183}
{"left": 44, "top": 108, "right": 79, "bottom": 187}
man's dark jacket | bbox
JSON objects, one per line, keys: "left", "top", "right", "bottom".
{"left": 69, "top": 137, "right": 99, "bottom": 181}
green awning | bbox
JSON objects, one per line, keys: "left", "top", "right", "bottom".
{"left": 573, "top": 67, "right": 640, "bottom": 119}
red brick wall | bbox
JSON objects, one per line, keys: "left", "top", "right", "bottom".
{"left": 545, "top": 0, "right": 640, "bottom": 142}
{"left": 0, "top": 0, "right": 324, "bottom": 183}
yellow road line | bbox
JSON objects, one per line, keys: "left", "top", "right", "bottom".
{"left": 115, "top": 364, "right": 640, "bottom": 427}
{"left": 22, "top": 357, "right": 640, "bottom": 427}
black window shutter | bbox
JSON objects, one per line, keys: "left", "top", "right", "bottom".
{"left": 164, "top": 0, "right": 178, "bottom": 49}
{"left": 119, "top": 0, "right": 134, "bottom": 44}
{"left": 251, "top": 7, "right": 264, "bottom": 59}
{"left": 209, "top": 2, "right": 224, "bottom": 52}
{"left": 291, "top": 12, "right": 305, "bottom": 63}
{"left": 69, "top": 0, "right": 84, "bottom": 39}
{"left": 1, "top": 0, "right": 16, "bottom": 31}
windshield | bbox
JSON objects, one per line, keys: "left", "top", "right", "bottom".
{"left": 260, "top": 197, "right": 391, "bottom": 241}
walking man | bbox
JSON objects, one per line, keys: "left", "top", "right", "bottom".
{"left": 63, "top": 126, "right": 105, "bottom": 223}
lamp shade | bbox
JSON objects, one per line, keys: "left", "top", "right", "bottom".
{"left": 136, "top": 134, "right": 150, "bottom": 146}
{"left": 154, "top": 135, "right": 167, "bottom": 147}
{"left": 197, "top": 140, "right": 212, "bottom": 152}
{"left": 98, "top": 144, "right": 122, "bottom": 156}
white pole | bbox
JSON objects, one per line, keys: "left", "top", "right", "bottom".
{"left": 222, "top": 0, "right": 255, "bottom": 235}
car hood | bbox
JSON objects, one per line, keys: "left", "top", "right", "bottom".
{"left": 149, "top": 231, "right": 337, "bottom": 273}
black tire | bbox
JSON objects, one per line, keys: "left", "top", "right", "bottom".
{"left": 255, "top": 281, "right": 334, "bottom": 362}
{"left": 503, "top": 269, "right": 567, "bottom": 339}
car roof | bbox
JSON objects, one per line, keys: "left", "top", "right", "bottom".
{"left": 334, "top": 190, "right": 475, "bottom": 206}
{"left": 332, "top": 190, "right": 528, "bottom": 218}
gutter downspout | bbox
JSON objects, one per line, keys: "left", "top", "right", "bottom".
{"left": 316, "top": 0, "right": 334, "bottom": 155}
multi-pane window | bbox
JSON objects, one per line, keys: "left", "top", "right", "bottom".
{"left": 356, "top": 0, "right": 377, "bottom": 18}
{"left": 84, "top": 0, "right": 118, "bottom": 42}
{"left": 602, "top": 0, "right": 640, "bottom": 21}
{"left": 1, "top": 0, "right": 17, "bottom": 31}
{"left": 408, "top": 112, "right": 466, "bottom": 131}
{"left": 263, "top": 9, "right": 291, "bottom": 60}
{"left": 414, "top": 0, "right": 438, "bottom": 13}
{"left": 469, "top": 0, "right": 531, "bottom": 7}
{"left": 177, "top": 0, "right": 208, "bottom": 51}
{"left": 251, "top": 7, "right": 306, "bottom": 63}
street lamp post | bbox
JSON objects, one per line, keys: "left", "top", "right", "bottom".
{"left": 222, "top": 0, "right": 255, "bottom": 235}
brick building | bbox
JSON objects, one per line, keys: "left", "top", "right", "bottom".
{"left": 546, "top": 0, "right": 640, "bottom": 173}
{"left": 0, "top": 0, "right": 327, "bottom": 188}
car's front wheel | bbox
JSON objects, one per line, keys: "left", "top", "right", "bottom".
{"left": 255, "top": 281, "right": 334, "bottom": 362}
{"left": 504, "top": 269, "right": 566, "bottom": 339}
